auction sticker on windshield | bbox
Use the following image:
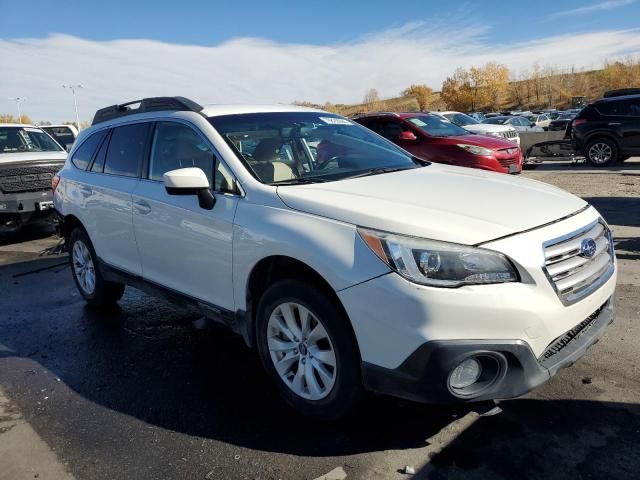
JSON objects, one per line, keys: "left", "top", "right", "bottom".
{"left": 319, "top": 117, "right": 353, "bottom": 125}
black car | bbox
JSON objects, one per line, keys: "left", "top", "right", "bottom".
{"left": 548, "top": 112, "right": 576, "bottom": 132}
{"left": 571, "top": 94, "right": 640, "bottom": 166}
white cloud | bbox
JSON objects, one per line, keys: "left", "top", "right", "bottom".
{"left": 2, "top": 24, "right": 640, "bottom": 123}
{"left": 548, "top": 0, "right": 636, "bottom": 20}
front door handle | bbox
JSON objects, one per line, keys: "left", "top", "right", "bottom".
{"left": 133, "top": 199, "right": 151, "bottom": 215}
{"left": 608, "top": 122, "right": 621, "bottom": 125}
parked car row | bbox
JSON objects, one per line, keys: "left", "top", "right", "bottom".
{"left": 52, "top": 96, "right": 616, "bottom": 420}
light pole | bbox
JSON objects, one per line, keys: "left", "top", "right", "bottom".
{"left": 8, "top": 97, "right": 26, "bottom": 123}
{"left": 62, "top": 84, "right": 83, "bottom": 130}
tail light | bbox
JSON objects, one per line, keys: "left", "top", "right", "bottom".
{"left": 573, "top": 118, "right": 587, "bottom": 127}
{"left": 51, "top": 174, "right": 60, "bottom": 193}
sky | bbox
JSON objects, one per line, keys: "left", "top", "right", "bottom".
{"left": 2, "top": 0, "right": 640, "bottom": 122}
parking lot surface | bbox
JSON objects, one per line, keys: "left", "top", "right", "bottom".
{"left": 1, "top": 159, "right": 639, "bottom": 480}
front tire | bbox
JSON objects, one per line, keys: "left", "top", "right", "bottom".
{"left": 256, "top": 280, "right": 361, "bottom": 420}
{"left": 586, "top": 138, "right": 618, "bottom": 167}
{"left": 69, "top": 228, "right": 125, "bottom": 306}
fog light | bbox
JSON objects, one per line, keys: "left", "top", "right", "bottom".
{"left": 450, "top": 358, "right": 482, "bottom": 389}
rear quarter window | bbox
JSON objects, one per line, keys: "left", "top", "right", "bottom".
{"left": 596, "top": 101, "right": 630, "bottom": 116}
{"left": 70, "top": 130, "right": 107, "bottom": 170}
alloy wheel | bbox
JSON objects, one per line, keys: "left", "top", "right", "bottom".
{"left": 72, "top": 240, "right": 96, "bottom": 295}
{"left": 267, "top": 302, "right": 337, "bottom": 400}
{"left": 588, "top": 143, "right": 612, "bottom": 164}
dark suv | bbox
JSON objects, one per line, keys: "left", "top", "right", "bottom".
{"left": 571, "top": 94, "right": 640, "bottom": 166}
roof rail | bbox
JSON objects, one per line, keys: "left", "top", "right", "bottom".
{"left": 91, "top": 96, "right": 203, "bottom": 125}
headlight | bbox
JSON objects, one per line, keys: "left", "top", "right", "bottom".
{"left": 456, "top": 144, "right": 493, "bottom": 156}
{"left": 358, "top": 228, "right": 518, "bottom": 287}
{"left": 486, "top": 131, "right": 502, "bottom": 138}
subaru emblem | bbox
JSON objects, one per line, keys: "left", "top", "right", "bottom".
{"left": 580, "top": 238, "right": 597, "bottom": 258}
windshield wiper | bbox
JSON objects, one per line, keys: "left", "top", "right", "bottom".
{"left": 342, "top": 166, "right": 416, "bottom": 180}
{"left": 270, "top": 177, "right": 329, "bottom": 186}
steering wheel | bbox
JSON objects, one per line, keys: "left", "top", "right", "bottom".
{"left": 314, "top": 155, "right": 340, "bottom": 171}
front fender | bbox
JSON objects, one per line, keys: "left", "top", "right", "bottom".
{"left": 232, "top": 201, "right": 390, "bottom": 311}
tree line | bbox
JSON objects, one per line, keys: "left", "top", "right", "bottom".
{"left": 294, "top": 56, "right": 639, "bottom": 115}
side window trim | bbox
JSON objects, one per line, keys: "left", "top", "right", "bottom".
{"left": 145, "top": 119, "right": 242, "bottom": 196}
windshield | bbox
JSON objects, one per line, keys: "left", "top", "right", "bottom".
{"left": 406, "top": 115, "right": 469, "bottom": 137}
{"left": 484, "top": 117, "right": 509, "bottom": 125}
{"left": 209, "top": 112, "right": 424, "bottom": 185}
{"left": 558, "top": 113, "right": 575, "bottom": 119}
{"left": 0, "top": 126, "right": 64, "bottom": 153}
{"left": 442, "top": 113, "right": 479, "bottom": 127}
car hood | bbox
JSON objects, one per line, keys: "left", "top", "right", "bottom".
{"left": 441, "top": 134, "right": 517, "bottom": 150}
{"left": 463, "top": 124, "right": 514, "bottom": 134}
{"left": 0, "top": 151, "right": 67, "bottom": 165}
{"left": 276, "top": 164, "right": 587, "bottom": 245}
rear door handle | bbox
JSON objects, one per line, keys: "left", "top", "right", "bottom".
{"left": 608, "top": 122, "right": 621, "bottom": 125}
{"left": 133, "top": 199, "right": 151, "bottom": 215}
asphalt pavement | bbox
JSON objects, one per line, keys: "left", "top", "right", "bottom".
{"left": 1, "top": 169, "right": 639, "bottom": 479}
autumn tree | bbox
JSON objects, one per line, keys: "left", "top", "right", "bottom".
{"left": 0, "top": 114, "right": 33, "bottom": 124}
{"left": 482, "top": 62, "right": 510, "bottom": 110}
{"left": 401, "top": 84, "right": 433, "bottom": 111}
{"left": 440, "top": 68, "right": 474, "bottom": 111}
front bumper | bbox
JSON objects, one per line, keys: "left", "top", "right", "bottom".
{"left": 361, "top": 298, "right": 614, "bottom": 403}
{"left": 0, "top": 190, "right": 56, "bottom": 227}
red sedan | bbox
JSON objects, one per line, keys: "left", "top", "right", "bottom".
{"left": 354, "top": 112, "right": 522, "bottom": 174}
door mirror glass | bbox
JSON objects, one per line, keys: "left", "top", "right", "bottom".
{"left": 399, "top": 131, "right": 417, "bottom": 141}
{"left": 163, "top": 167, "right": 215, "bottom": 209}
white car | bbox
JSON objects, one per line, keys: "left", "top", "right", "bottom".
{"left": 434, "top": 111, "right": 520, "bottom": 145}
{"left": 484, "top": 115, "right": 545, "bottom": 132}
{"left": 53, "top": 97, "right": 617, "bottom": 419}
{"left": 1, "top": 123, "right": 67, "bottom": 229}
{"left": 524, "top": 114, "right": 552, "bottom": 130}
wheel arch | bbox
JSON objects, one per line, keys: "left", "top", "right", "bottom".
{"left": 583, "top": 132, "right": 621, "bottom": 150}
{"left": 243, "top": 255, "right": 360, "bottom": 359}
{"left": 60, "top": 214, "right": 88, "bottom": 245}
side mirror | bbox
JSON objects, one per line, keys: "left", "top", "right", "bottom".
{"left": 163, "top": 167, "right": 215, "bottom": 210}
{"left": 399, "top": 131, "right": 417, "bottom": 141}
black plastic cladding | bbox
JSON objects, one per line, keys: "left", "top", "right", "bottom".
{"left": 91, "top": 97, "right": 204, "bottom": 126}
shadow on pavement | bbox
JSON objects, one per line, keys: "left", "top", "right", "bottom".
{"left": 0, "top": 221, "right": 56, "bottom": 247}
{"left": 415, "top": 398, "right": 640, "bottom": 480}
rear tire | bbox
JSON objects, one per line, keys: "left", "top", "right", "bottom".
{"left": 256, "top": 280, "right": 361, "bottom": 420}
{"left": 68, "top": 228, "right": 125, "bottom": 306}
{"left": 585, "top": 138, "right": 618, "bottom": 167}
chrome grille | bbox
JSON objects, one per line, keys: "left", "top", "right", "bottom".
{"left": 543, "top": 220, "right": 614, "bottom": 305}
{"left": 497, "top": 157, "right": 517, "bottom": 167}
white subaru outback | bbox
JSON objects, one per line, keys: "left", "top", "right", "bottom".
{"left": 53, "top": 97, "right": 616, "bottom": 419}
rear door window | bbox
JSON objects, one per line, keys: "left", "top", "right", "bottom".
{"left": 70, "top": 130, "right": 107, "bottom": 170}
{"left": 104, "top": 123, "right": 150, "bottom": 177}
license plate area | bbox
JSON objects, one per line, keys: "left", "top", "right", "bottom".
{"left": 37, "top": 201, "right": 54, "bottom": 211}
